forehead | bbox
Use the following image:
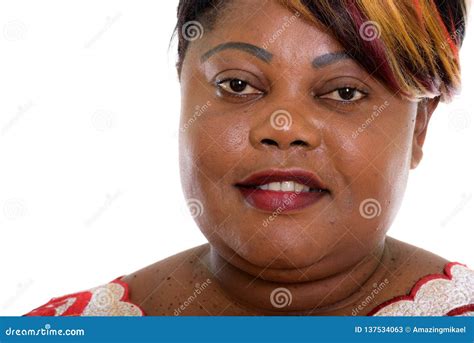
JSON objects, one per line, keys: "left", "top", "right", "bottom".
{"left": 187, "top": 0, "right": 345, "bottom": 66}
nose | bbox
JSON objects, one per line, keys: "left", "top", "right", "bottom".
{"left": 249, "top": 108, "right": 321, "bottom": 151}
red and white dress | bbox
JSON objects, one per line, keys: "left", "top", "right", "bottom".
{"left": 23, "top": 262, "right": 474, "bottom": 316}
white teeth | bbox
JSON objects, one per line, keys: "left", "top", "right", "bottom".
{"left": 281, "top": 181, "right": 294, "bottom": 192}
{"left": 295, "top": 183, "right": 304, "bottom": 193}
{"left": 257, "top": 181, "right": 312, "bottom": 192}
{"left": 268, "top": 182, "right": 281, "bottom": 191}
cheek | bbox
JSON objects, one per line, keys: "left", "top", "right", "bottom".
{"left": 180, "top": 106, "right": 250, "bottom": 184}
{"left": 327, "top": 109, "right": 414, "bottom": 241}
{"left": 178, "top": 105, "right": 253, "bottom": 237}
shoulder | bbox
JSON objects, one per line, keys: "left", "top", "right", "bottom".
{"left": 368, "top": 237, "right": 474, "bottom": 316}
{"left": 120, "top": 243, "right": 213, "bottom": 315}
{"left": 23, "top": 277, "right": 145, "bottom": 317}
{"left": 24, "top": 243, "right": 216, "bottom": 317}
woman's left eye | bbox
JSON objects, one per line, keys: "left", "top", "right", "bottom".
{"left": 216, "top": 79, "right": 263, "bottom": 96}
{"left": 319, "top": 87, "right": 367, "bottom": 102}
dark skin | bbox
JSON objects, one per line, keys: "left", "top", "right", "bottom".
{"left": 122, "top": 0, "right": 448, "bottom": 315}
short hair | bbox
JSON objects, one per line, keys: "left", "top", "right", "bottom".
{"left": 174, "top": 0, "right": 468, "bottom": 102}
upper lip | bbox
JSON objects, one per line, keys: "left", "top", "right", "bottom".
{"left": 235, "top": 168, "right": 329, "bottom": 191}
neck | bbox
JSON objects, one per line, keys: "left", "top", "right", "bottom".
{"left": 202, "top": 239, "right": 393, "bottom": 315}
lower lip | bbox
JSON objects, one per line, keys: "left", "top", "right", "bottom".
{"left": 237, "top": 187, "right": 327, "bottom": 212}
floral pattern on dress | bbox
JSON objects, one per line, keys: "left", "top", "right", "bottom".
{"left": 368, "top": 262, "right": 474, "bottom": 316}
{"left": 24, "top": 276, "right": 145, "bottom": 316}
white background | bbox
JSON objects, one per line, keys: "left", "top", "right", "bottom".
{"left": 0, "top": 1, "right": 472, "bottom": 316}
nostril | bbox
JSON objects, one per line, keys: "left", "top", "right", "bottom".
{"left": 291, "top": 140, "right": 308, "bottom": 147}
{"left": 261, "top": 138, "right": 279, "bottom": 147}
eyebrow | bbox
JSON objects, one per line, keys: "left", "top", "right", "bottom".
{"left": 312, "top": 52, "right": 350, "bottom": 68}
{"left": 200, "top": 42, "right": 273, "bottom": 63}
{"left": 200, "top": 41, "right": 351, "bottom": 69}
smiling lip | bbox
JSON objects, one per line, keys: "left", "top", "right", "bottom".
{"left": 234, "top": 169, "right": 330, "bottom": 213}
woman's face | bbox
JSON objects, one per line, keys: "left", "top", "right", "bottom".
{"left": 179, "top": 0, "right": 433, "bottom": 281}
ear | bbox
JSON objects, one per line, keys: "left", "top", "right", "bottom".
{"left": 410, "top": 96, "right": 440, "bottom": 169}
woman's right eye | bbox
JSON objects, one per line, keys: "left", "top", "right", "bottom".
{"left": 216, "top": 78, "right": 264, "bottom": 96}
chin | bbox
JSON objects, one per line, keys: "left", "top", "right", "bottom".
{"left": 229, "top": 230, "right": 333, "bottom": 269}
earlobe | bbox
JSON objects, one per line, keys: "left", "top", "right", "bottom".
{"left": 410, "top": 96, "right": 440, "bottom": 169}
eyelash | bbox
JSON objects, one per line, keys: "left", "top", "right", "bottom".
{"left": 215, "top": 78, "right": 368, "bottom": 104}
{"left": 215, "top": 78, "right": 264, "bottom": 98}
{"left": 318, "top": 87, "right": 369, "bottom": 106}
